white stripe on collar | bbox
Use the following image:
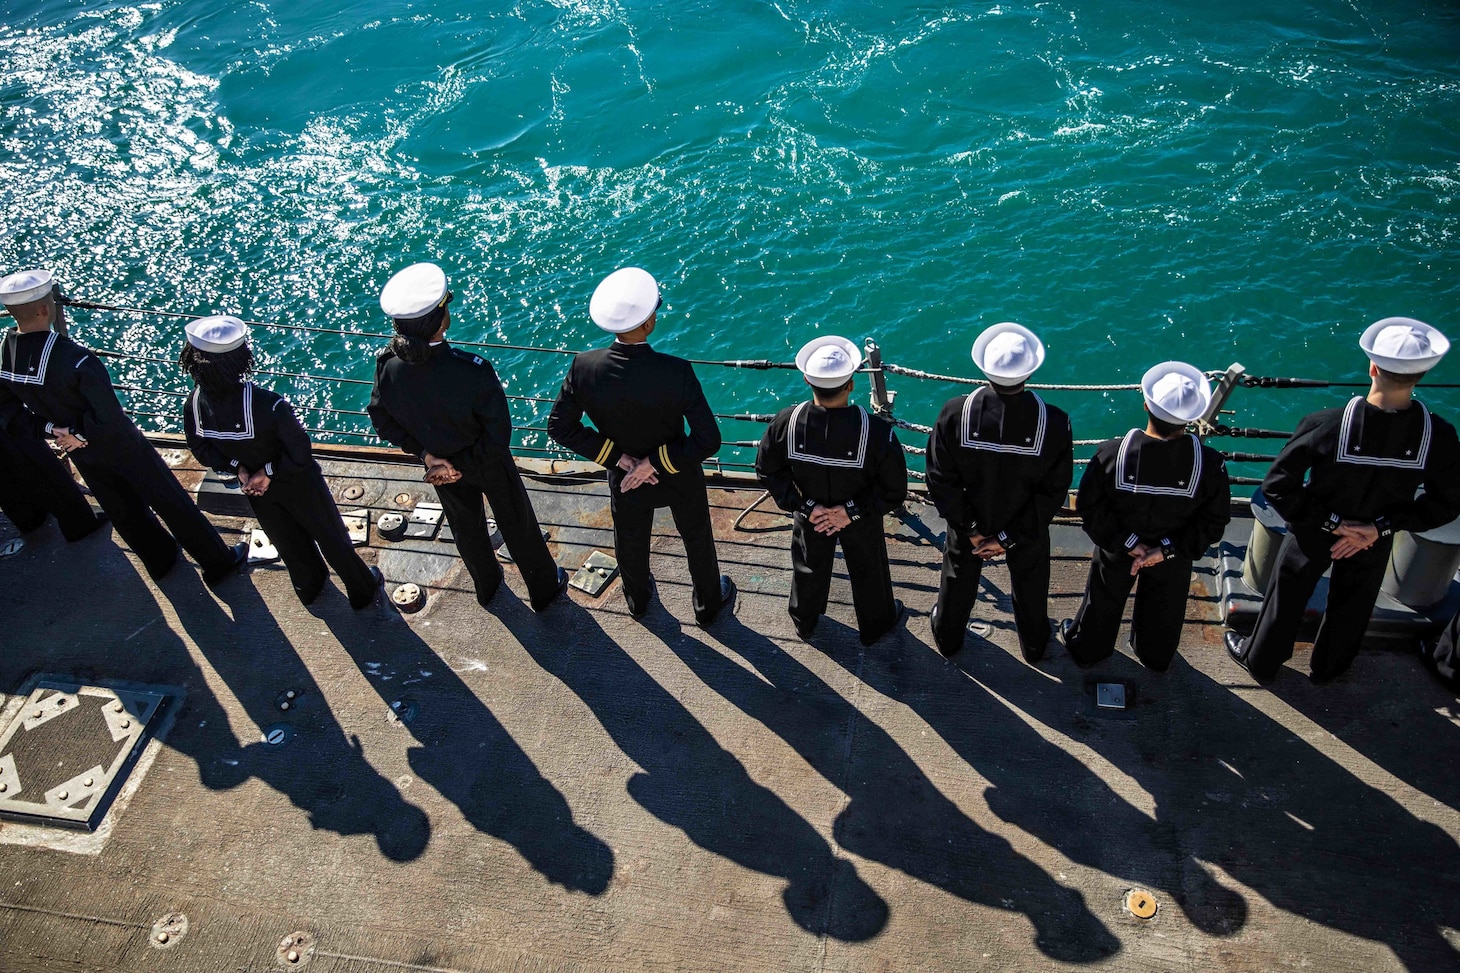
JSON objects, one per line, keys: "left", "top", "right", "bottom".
{"left": 0, "top": 332, "right": 57, "bottom": 386}
{"left": 194, "top": 382, "right": 257, "bottom": 440}
{"left": 787, "top": 400, "right": 870, "bottom": 468}
{"left": 1114, "top": 429, "right": 1202, "bottom": 498}
{"left": 1336, "top": 395, "right": 1430, "bottom": 469}
{"left": 960, "top": 387, "right": 1047, "bottom": 455}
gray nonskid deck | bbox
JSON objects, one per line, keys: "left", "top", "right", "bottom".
{"left": 0, "top": 457, "right": 1457, "bottom": 972}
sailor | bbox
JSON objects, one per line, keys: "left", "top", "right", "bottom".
{"left": 0, "top": 269, "right": 246, "bottom": 584}
{"left": 925, "top": 323, "right": 1073, "bottom": 660}
{"left": 1227, "top": 318, "right": 1460, "bottom": 684}
{"left": 0, "top": 423, "right": 107, "bottom": 542}
{"left": 367, "top": 262, "right": 568, "bottom": 611}
{"left": 1059, "top": 362, "right": 1230, "bottom": 670}
{"left": 547, "top": 267, "right": 733, "bottom": 625}
{"left": 181, "top": 316, "right": 382, "bottom": 608}
{"left": 755, "top": 336, "right": 907, "bottom": 644}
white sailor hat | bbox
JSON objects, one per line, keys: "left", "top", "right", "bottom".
{"left": 0, "top": 268, "right": 55, "bottom": 307}
{"left": 971, "top": 322, "right": 1044, "bottom": 384}
{"left": 1141, "top": 361, "right": 1210, "bottom": 425}
{"left": 589, "top": 267, "right": 660, "bottom": 333}
{"left": 380, "top": 262, "right": 450, "bottom": 320}
{"left": 796, "top": 335, "right": 862, "bottom": 390}
{"left": 185, "top": 315, "right": 249, "bottom": 353}
{"left": 1360, "top": 317, "right": 1449, "bottom": 375}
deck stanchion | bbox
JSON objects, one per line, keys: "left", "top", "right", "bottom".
{"left": 864, "top": 338, "right": 895, "bottom": 418}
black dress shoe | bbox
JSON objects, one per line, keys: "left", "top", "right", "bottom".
{"left": 204, "top": 540, "right": 249, "bottom": 589}
{"left": 696, "top": 575, "right": 736, "bottom": 628}
{"left": 1225, "top": 630, "right": 1273, "bottom": 684}
{"left": 930, "top": 607, "right": 958, "bottom": 658}
{"left": 1020, "top": 620, "right": 1052, "bottom": 664}
{"left": 1056, "top": 618, "right": 1075, "bottom": 646}
{"left": 350, "top": 566, "right": 385, "bottom": 610}
{"left": 532, "top": 567, "right": 571, "bottom": 613}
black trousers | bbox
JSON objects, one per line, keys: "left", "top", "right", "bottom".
{"left": 609, "top": 468, "right": 723, "bottom": 624}
{"left": 0, "top": 427, "right": 101, "bottom": 540}
{"left": 1065, "top": 545, "right": 1192, "bottom": 671}
{"left": 790, "top": 511, "right": 896, "bottom": 645}
{"left": 933, "top": 528, "right": 1052, "bottom": 658}
{"left": 1242, "top": 526, "right": 1393, "bottom": 681}
{"left": 250, "top": 468, "right": 377, "bottom": 607}
{"left": 72, "top": 439, "right": 233, "bottom": 581}
{"left": 436, "top": 453, "right": 559, "bottom": 610}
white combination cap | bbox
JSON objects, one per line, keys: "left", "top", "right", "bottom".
{"left": 589, "top": 267, "right": 660, "bottom": 333}
{"left": 1141, "top": 361, "right": 1210, "bottom": 425}
{"left": 185, "top": 315, "right": 249, "bottom": 353}
{"left": 796, "top": 335, "right": 862, "bottom": 390}
{"left": 1360, "top": 317, "right": 1449, "bottom": 375}
{"left": 971, "top": 322, "right": 1044, "bottom": 384}
{"left": 0, "top": 269, "right": 54, "bottom": 307}
{"left": 380, "top": 262, "right": 449, "bottom": 320}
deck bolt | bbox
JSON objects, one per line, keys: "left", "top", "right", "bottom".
{"left": 113, "top": 702, "right": 125, "bottom": 712}
{"left": 57, "top": 790, "right": 68, "bottom": 800}
{"left": 287, "top": 949, "right": 300, "bottom": 962}
{"left": 120, "top": 719, "right": 131, "bottom": 729}
{"left": 32, "top": 710, "right": 41, "bottom": 719}
{"left": 156, "top": 931, "right": 169, "bottom": 944}
{"left": 56, "top": 698, "right": 66, "bottom": 706}
{"left": 0, "top": 783, "right": 8, "bottom": 792}
{"left": 83, "top": 777, "right": 94, "bottom": 787}
{"left": 280, "top": 701, "right": 290, "bottom": 711}
{"left": 286, "top": 690, "right": 297, "bottom": 699}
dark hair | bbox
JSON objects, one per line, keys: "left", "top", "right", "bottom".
{"left": 389, "top": 305, "right": 447, "bottom": 364}
{"left": 1375, "top": 365, "right": 1422, "bottom": 388}
{"left": 989, "top": 380, "right": 1026, "bottom": 395}
{"left": 1145, "top": 409, "right": 1188, "bottom": 438}
{"left": 810, "top": 377, "right": 854, "bottom": 402}
{"left": 180, "top": 341, "right": 254, "bottom": 397}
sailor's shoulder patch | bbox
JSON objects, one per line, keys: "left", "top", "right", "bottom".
{"left": 451, "top": 348, "right": 485, "bottom": 366}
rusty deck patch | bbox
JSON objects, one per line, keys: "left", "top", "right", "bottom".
{"left": 0, "top": 681, "right": 170, "bottom": 831}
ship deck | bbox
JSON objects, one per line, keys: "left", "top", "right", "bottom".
{"left": 1, "top": 451, "right": 1458, "bottom": 973}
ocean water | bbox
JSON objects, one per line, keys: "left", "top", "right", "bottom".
{"left": 2, "top": 0, "right": 1459, "bottom": 478}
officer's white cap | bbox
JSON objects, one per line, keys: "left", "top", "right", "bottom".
{"left": 971, "top": 322, "right": 1044, "bottom": 384}
{"left": 796, "top": 335, "right": 862, "bottom": 390}
{"left": 1360, "top": 317, "right": 1449, "bottom": 375}
{"left": 589, "top": 267, "right": 659, "bottom": 333}
{"left": 185, "top": 315, "right": 249, "bottom": 353}
{"left": 380, "top": 262, "right": 449, "bottom": 320}
{"left": 0, "top": 269, "right": 54, "bottom": 307}
{"left": 1141, "top": 361, "right": 1210, "bottom": 425}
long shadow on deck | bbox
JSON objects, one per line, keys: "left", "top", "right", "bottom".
{"left": 314, "top": 590, "right": 615, "bottom": 895}
{"left": 871, "top": 635, "right": 1460, "bottom": 972}
{"left": 514, "top": 601, "right": 890, "bottom": 942}
{"left": 663, "top": 613, "right": 1121, "bottom": 964}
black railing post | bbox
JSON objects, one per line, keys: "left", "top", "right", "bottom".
{"left": 864, "top": 338, "right": 896, "bottom": 418}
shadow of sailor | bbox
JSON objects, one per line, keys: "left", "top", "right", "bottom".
{"left": 313, "top": 581, "right": 614, "bottom": 895}
{"left": 154, "top": 566, "right": 432, "bottom": 863}
{"left": 514, "top": 598, "right": 889, "bottom": 942}
{"left": 677, "top": 612, "right": 1120, "bottom": 963}
{"left": 950, "top": 635, "right": 1460, "bottom": 971}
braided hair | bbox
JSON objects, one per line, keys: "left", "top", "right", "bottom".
{"left": 388, "top": 305, "right": 447, "bottom": 364}
{"left": 180, "top": 341, "right": 255, "bottom": 397}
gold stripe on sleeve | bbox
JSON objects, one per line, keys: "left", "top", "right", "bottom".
{"left": 658, "top": 444, "right": 679, "bottom": 475}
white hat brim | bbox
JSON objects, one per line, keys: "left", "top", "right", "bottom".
{"left": 971, "top": 322, "right": 1045, "bottom": 383}
{"left": 796, "top": 335, "right": 862, "bottom": 389}
{"left": 1141, "top": 360, "right": 1211, "bottom": 424}
{"left": 0, "top": 269, "right": 54, "bottom": 307}
{"left": 589, "top": 267, "right": 659, "bottom": 333}
{"left": 1360, "top": 317, "right": 1450, "bottom": 375}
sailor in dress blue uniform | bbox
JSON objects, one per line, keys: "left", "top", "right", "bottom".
{"left": 0, "top": 269, "right": 245, "bottom": 584}
{"left": 180, "top": 316, "right": 381, "bottom": 608}
{"left": 756, "top": 336, "right": 907, "bottom": 645}
{"left": 547, "top": 267, "right": 733, "bottom": 625}
{"left": 1060, "top": 362, "right": 1230, "bottom": 670}
{"left": 367, "top": 262, "right": 568, "bottom": 612}
{"left": 925, "top": 323, "right": 1074, "bottom": 660}
{"left": 1227, "top": 318, "right": 1460, "bottom": 684}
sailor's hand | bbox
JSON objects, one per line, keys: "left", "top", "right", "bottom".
{"left": 972, "top": 534, "right": 1006, "bottom": 558}
{"left": 245, "top": 471, "right": 271, "bottom": 496}
{"left": 1331, "top": 520, "right": 1378, "bottom": 559}
{"left": 236, "top": 467, "right": 253, "bottom": 489}
{"left": 53, "top": 427, "right": 86, "bottom": 452}
{"left": 620, "top": 456, "right": 659, "bottom": 491}
{"left": 810, "top": 504, "right": 851, "bottom": 534}
{"left": 1128, "top": 543, "right": 1162, "bottom": 575}
{"left": 422, "top": 452, "right": 461, "bottom": 485}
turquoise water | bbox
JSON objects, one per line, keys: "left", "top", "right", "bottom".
{"left": 3, "top": 0, "right": 1459, "bottom": 476}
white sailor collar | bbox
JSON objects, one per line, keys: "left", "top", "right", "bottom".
{"left": 1336, "top": 395, "right": 1431, "bottom": 469}
{"left": 0, "top": 331, "right": 59, "bottom": 386}
{"left": 193, "top": 382, "right": 267, "bottom": 440}
{"left": 960, "top": 387, "right": 1047, "bottom": 455}
{"left": 788, "top": 400, "right": 870, "bottom": 468}
{"left": 1114, "top": 429, "right": 1202, "bottom": 498}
